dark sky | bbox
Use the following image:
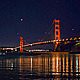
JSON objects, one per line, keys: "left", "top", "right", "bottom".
{"left": 0, "top": 0, "right": 80, "bottom": 48}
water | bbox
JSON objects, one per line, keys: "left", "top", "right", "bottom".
{"left": 0, "top": 52, "right": 80, "bottom": 80}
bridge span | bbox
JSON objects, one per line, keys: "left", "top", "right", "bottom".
{"left": 15, "top": 36, "right": 80, "bottom": 51}
{"left": 16, "top": 39, "right": 59, "bottom": 49}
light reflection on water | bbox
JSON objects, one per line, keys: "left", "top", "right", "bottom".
{"left": 0, "top": 52, "right": 80, "bottom": 80}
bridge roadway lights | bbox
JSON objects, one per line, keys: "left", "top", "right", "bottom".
{"left": 15, "top": 36, "right": 80, "bottom": 51}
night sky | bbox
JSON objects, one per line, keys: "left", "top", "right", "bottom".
{"left": 0, "top": 0, "right": 80, "bottom": 48}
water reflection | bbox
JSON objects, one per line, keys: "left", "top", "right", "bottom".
{"left": 0, "top": 53, "right": 80, "bottom": 80}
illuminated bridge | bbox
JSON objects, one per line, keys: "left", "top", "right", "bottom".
{"left": 16, "top": 39, "right": 59, "bottom": 48}
{"left": 15, "top": 19, "right": 80, "bottom": 52}
{"left": 15, "top": 36, "right": 80, "bottom": 52}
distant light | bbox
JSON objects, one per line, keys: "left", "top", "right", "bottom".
{"left": 62, "top": 39, "right": 64, "bottom": 41}
{"left": 57, "top": 40, "right": 58, "bottom": 41}
{"left": 72, "top": 29, "right": 74, "bottom": 30}
{"left": 31, "top": 44, "right": 32, "bottom": 46}
{"left": 17, "top": 33, "right": 19, "bottom": 34}
{"left": 75, "top": 43, "right": 79, "bottom": 45}
{"left": 45, "top": 32, "right": 47, "bottom": 34}
{"left": 59, "top": 39, "right": 61, "bottom": 41}
{"left": 38, "top": 39, "right": 40, "bottom": 41}
{"left": 41, "top": 39, "right": 43, "bottom": 41}
{"left": 70, "top": 38, "right": 73, "bottom": 40}
{"left": 76, "top": 40, "right": 78, "bottom": 42}
{"left": 74, "top": 37, "right": 77, "bottom": 40}
{"left": 20, "top": 18, "right": 23, "bottom": 21}
{"left": 66, "top": 38, "right": 68, "bottom": 41}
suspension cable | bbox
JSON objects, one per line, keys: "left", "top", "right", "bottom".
{"left": 40, "top": 21, "right": 55, "bottom": 41}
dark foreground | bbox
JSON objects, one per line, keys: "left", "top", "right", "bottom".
{"left": 0, "top": 52, "right": 80, "bottom": 80}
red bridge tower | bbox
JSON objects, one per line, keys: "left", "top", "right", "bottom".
{"left": 54, "top": 20, "right": 60, "bottom": 49}
{"left": 20, "top": 37, "right": 23, "bottom": 52}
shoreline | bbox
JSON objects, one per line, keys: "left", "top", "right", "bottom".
{"left": 0, "top": 51, "right": 80, "bottom": 56}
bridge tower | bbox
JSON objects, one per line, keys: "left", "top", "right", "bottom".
{"left": 54, "top": 20, "right": 60, "bottom": 49}
{"left": 20, "top": 37, "right": 23, "bottom": 52}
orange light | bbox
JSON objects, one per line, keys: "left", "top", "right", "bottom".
{"left": 66, "top": 38, "right": 68, "bottom": 41}
{"left": 70, "top": 38, "right": 73, "bottom": 40}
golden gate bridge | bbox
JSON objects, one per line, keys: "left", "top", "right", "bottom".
{"left": 15, "top": 20, "right": 80, "bottom": 52}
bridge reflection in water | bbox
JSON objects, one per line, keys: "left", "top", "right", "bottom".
{"left": 0, "top": 53, "right": 80, "bottom": 80}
